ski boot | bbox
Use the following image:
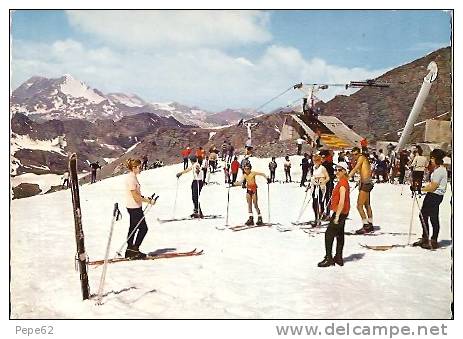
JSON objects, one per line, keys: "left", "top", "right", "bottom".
{"left": 412, "top": 238, "right": 429, "bottom": 247}
{"left": 256, "top": 216, "right": 264, "bottom": 225}
{"left": 245, "top": 216, "right": 254, "bottom": 226}
{"left": 125, "top": 245, "right": 147, "bottom": 259}
{"left": 355, "top": 223, "right": 374, "bottom": 234}
{"left": 190, "top": 212, "right": 201, "bottom": 218}
{"left": 317, "top": 256, "right": 335, "bottom": 267}
{"left": 333, "top": 255, "right": 344, "bottom": 266}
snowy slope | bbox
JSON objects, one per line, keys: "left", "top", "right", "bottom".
{"left": 10, "top": 156, "right": 452, "bottom": 319}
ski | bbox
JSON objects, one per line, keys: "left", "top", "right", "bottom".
{"left": 158, "top": 215, "right": 223, "bottom": 224}
{"left": 359, "top": 243, "right": 408, "bottom": 251}
{"left": 69, "top": 153, "right": 90, "bottom": 300}
{"left": 229, "top": 223, "right": 276, "bottom": 232}
{"left": 89, "top": 249, "right": 204, "bottom": 267}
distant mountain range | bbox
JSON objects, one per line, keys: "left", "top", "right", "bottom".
{"left": 10, "top": 47, "right": 452, "bottom": 199}
{"left": 10, "top": 74, "right": 260, "bottom": 127}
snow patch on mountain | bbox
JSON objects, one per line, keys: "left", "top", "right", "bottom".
{"left": 107, "top": 93, "right": 146, "bottom": 107}
{"left": 59, "top": 74, "right": 105, "bottom": 104}
{"left": 11, "top": 133, "right": 67, "bottom": 156}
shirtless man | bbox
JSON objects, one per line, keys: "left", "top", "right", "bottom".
{"left": 348, "top": 147, "right": 374, "bottom": 234}
{"left": 234, "top": 163, "right": 270, "bottom": 226}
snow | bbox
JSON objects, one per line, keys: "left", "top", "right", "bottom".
{"left": 108, "top": 93, "right": 145, "bottom": 107}
{"left": 60, "top": 74, "right": 105, "bottom": 104}
{"left": 125, "top": 142, "right": 140, "bottom": 153}
{"left": 11, "top": 172, "right": 62, "bottom": 194}
{"left": 9, "top": 155, "right": 452, "bottom": 319}
{"left": 151, "top": 102, "right": 175, "bottom": 111}
{"left": 103, "top": 158, "right": 117, "bottom": 164}
{"left": 209, "top": 132, "right": 217, "bottom": 140}
{"left": 100, "top": 143, "right": 118, "bottom": 150}
{"left": 10, "top": 133, "right": 67, "bottom": 156}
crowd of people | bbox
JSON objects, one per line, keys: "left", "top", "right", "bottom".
{"left": 64, "top": 137, "right": 450, "bottom": 264}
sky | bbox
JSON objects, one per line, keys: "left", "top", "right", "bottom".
{"left": 10, "top": 10, "right": 452, "bottom": 112}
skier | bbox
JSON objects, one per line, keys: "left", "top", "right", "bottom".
{"left": 284, "top": 156, "right": 292, "bottom": 183}
{"left": 412, "top": 149, "right": 448, "bottom": 250}
{"left": 240, "top": 155, "right": 251, "bottom": 188}
{"left": 318, "top": 162, "right": 351, "bottom": 267}
{"left": 221, "top": 141, "right": 228, "bottom": 161}
{"left": 310, "top": 154, "right": 330, "bottom": 226}
{"left": 321, "top": 150, "right": 335, "bottom": 220}
{"left": 233, "top": 163, "right": 270, "bottom": 226}
{"left": 227, "top": 143, "right": 235, "bottom": 163}
{"left": 209, "top": 150, "right": 218, "bottom": 173}
{"left": 410, "top": 145, "right": 428, "bottom": 195}
{"left": 296, "top": 137, "right": 304, "bottom": 155}
{"left": 245, "top": 138, "right": 253, "bottom": 156}
{"left": 230, "top": 156, "right": 240, "bottom": 184}
{"left": 348, "top": 147, "right": 374, "bottom": 234}
{"left": 224, "top": 163, "right": 231, "bottom": 184}
{"left": 124, "top": 158, "right": 156, "bottom": 259}
{"left": 202, "top": 155, "right": 209, "bottom": 184}
{"left": 398, "top": 149, "right": 409, "bottom": 184}
{"left": 181, "top": 147, "right": 191, "bottom": 170}
{"left": 300, "top": 153, "right": 310, "bottom": 187}
{"left": 90, "top": 161, "right": 101, "bottom": 184}
{"left": 176, "top": 156, "right": 204, "bottom": 218}
{"left": 268, "top": 157, "right": 277, "bottom": 183}
{"left": 142, "top": 155, "right": 148, "bottom": 171}
{"left": 61, "top": 171, "right": 70, "bottom": 189}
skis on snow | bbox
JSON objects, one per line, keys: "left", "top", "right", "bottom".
{"left": 89, "top": 249, "right": 204, "bottom": 267}
{"left": 158, "top": 215, "right": 223, "bottom": 224}
{"left": 69, "top": 153, "right": 90, "bottom": 300}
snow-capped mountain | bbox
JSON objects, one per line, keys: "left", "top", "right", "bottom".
{"left": 10, "top": 74, "right": 122, "bottom": 121}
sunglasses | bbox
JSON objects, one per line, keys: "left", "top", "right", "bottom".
{"left": 336, "top": 168, "right": 345, "bottom": 172}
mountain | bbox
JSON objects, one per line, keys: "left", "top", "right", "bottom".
{"left": 206, "top": 108, "right": 257, "bottom": 126}
{"left": 10, "top": 74, "right": 256, "bottom": 127}
{"left": 315, "top": 47, "right": 452, "bottom": 142}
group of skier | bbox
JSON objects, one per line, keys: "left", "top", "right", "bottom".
{"left": 119, "top": 139, "right": 448, "bottom": 264}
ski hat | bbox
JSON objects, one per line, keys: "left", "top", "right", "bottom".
{"left": 336, "top": 162, "right": 349, "bottom": 172}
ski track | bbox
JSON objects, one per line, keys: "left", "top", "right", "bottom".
{"left": 11, "top": 156, "right": 452, "bottom": 319}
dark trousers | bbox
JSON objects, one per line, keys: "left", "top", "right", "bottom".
{"left": 270, "top": 170, "right": 276, "bottom": 183}
{"left": 312, "top": 187, "right": 325, "bottom": 220}
{"left": 399, "top": 166, "right": 406, "bottom": 184}
{"left": 412, "top": 171, "right": 424, "bottom": 194}
{"left": 324, "top": 180, "right": 334, "bottom": 212}
{"left": 191, "top": 180, "right": 204, "bottom": 213}
{"left": 285, "top": 169, "right": 292, "bottom": 182}
{"left": 301, "top": 168, "right": 308, "bottom": 186}
{"left": 420, "top": 192, "right": 444, "bottom": 241}
{"left": 183, "top": 158, "right": 189, "bottom": 170}
{"left": 232, "top": 172, "right": 238, "bottom": 184}
{"left": 127, "top": 207, "right": 148, "bottom": 247}
{"left": 297, "top": 144, "right": 302, "bottom": 155}
{"left": 325, "top": 213, "right": 348, "bottom": 258}
{"left": 62, "top": 179, "right": 69, "bottom": 189}
{"left": 91, "top": 171, "right": 97, "bottom": 183}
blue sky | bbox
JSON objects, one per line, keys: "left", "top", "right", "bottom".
{"left": 11, "top": 10, "right": 451, "bottom": 112}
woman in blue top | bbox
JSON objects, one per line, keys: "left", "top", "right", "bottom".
{"left": 413, "top": 149, "right": 448, "bottom": 250}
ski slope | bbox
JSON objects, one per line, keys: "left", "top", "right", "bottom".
{"left": 10, "top": 156, "right": 452, "bottom": 319}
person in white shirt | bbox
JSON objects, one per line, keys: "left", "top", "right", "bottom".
{"left": 177, "top": 156, "right": 205, "bottom": 218}
{"left": 61, "top": 171, "right": 70, "bottom": 189}
{"left": 125, "top": 158, "right": 156, "bottom": 259}
{"left": 412, "top": 149, "right": 448, "bottom": 250}
{"left": 309, "top": 154, "right": 330, "bottom": 226}
{"left": 284, "top": 156, "right": 292, "bottom": 183}
{"left": 410, "top": 145, "right": 428, "bottom": 195}
{"left": 296, "top": 137, "right": 305, "bottom": 155}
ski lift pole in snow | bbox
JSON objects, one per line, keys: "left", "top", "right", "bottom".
{"left": 96, "top": 203, "right": 122, "bottom": 305}
{"left": 396, "top": 61, "right": 438, "bottom": 152}
{"left": 115, "top": 193, "right": 157, "bottom": 257}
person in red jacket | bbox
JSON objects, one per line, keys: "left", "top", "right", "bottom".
{"left": 181, "top": 147, "right": 191, "bottom": 170}
{"left": 318, "top": 162, "right": 350, "bottom": 267}
{"left": 230, "top": 156, "right": 240, "bottom": 184}
{"left": 195, "top": 147, "right": 206, "bottom": 164}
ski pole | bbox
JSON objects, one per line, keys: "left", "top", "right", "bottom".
{"left": 267, "top": 182, "right": 270, "bottom": 223}
{"left": 115, "top": 193, "right": 157, "bottom": 257}
{"left": 226, "top": 184, "right": 231, "bottom": 226}
{"left": 414, "top": 193, "right": 431, "bottom": 241}
{"left": 407, "top": 193, "right": 416, "bottom": 245}
{"left": 296, "top": 185, "right": 312, "bottom": 223}
{"left": 172, "top": 178, "right": 179, "bottom": 219}
{"left": 96, "top": 203, "right": 122, "bottom": 305}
